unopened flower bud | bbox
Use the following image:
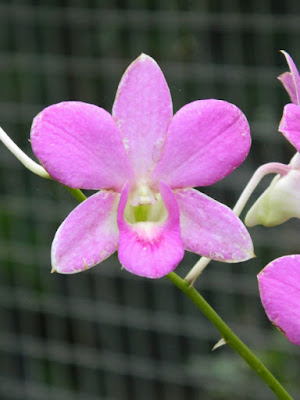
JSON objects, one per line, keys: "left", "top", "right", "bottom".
{"left": 245, "top": 166, "right": 300, "bottom": 227}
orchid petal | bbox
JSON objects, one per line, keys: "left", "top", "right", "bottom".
{"left": 52, "top": 191, "right": 120, "bottom": 274}
{"left": 117, "top": 182, "right": 184, "bottom": 279}
{"left": 151, "top": 100, "right": 250, "bottom": 189}
{"left": 279, "top": 103, "right": 300, "bottom": 152}
{"left": 112, "top": 54, "right": 172, "bottom": 183}
{"left": 174, "top": 188, "right": 254, "bottom": 262}
{"left": 278, "top": 72, "right": 299, "bottom": 105}
{"left": 279, "top": 51, "right": 300, "bottom": 105}
{"left": 31, "top": 101, "right": 135, "bottom": 191}
{"left": 258, "top": 255, "right": 300, "bottom": 345}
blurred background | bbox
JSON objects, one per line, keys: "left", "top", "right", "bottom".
{"left": 0, "top": 1, "right": 300, "bottom": 399}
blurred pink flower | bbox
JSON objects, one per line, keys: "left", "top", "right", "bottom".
{"left": 279, "top": 51, "right": 300, "bottom": 152}
{"left": 248, "top": 53, "right": 300, "bottom": 346}
{"left": 258, "top": 255, "right": 300, "bottom": 345}
{"left": 31, "top": 54, "right": 253, "bottom": 278}
{"left": 246, "top": 51, "right": 300, "bottom": 227}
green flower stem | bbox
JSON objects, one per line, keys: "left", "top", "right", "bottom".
{"left": 65, "top": 187, "right": 87, "bottom": 203}
{"left": 64, "top": 184, "right": 292, "bottom": 399}
{"left": 166, "top": 272, "right": 293, "bottom": 400}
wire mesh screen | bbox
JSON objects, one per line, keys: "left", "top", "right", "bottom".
{"left": 1, "top": 1, "right": 300, "bottom": 399}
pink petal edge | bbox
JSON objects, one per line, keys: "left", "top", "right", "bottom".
{"left": 52, "top": 190, "right": 120, "bottom": 274}
{"left": 174, "top": 188, "right": 254, "bottom": 262}
{"left": 117, "top": 181, "right": 184, "bottom": 279}
{"left": 279, "top": 50, "right": 300, "bottom": 105}
{"left": 279, "top": 103, "right": 300, "bottom": 152}
{"left": 151, "top": 99, "right": 251, "bottom": 189}
{"left": 112, "top": 54, "right": 173, "bottom": 184}
{"left": 258, "top": 255, "right": 300, "bottom": 345}
{"left": 31, "top": 101, "right": 135, "bottom": 191}
{"left": 278, "top": 72, "right": 299, "bottom": 105}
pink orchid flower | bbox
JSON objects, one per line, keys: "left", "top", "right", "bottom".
{"left": 258, "top": 255, "right": 300, "bottom": 345}
{"left": 246, "top": 51, "right": 300, "bottom": 227}
{"left": 31, "top": 54, "right": 253, "bottom": 278}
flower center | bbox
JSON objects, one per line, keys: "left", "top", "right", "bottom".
{"left": 124, "top": 187, "right": 167, "bottom": 224}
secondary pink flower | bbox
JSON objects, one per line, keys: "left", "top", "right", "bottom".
{"left": 278, "top": 50, "right": 300, "bottom": 106}
{"left": 258, "top": 255, "right": 300, "bottom": 345}
{"left": 246, "top": 51, "right": 300, "bottom": 227}
{"left": 279, "top": 51, "right": 300, "bottom": 147}
{"left": 31, "top": 54, "right": 253, "bottom": 278}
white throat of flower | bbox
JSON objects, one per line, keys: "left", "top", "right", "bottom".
{"left": 124, "top": 185, "right": 168, "bottom": 226}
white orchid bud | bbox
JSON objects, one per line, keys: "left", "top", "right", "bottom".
{"left": 245, "top": 156, "right": 300, "bottom": 227}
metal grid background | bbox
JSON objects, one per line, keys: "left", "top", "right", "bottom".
{"left": 0, "top": 1, "right": 300, "bottom": 399}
